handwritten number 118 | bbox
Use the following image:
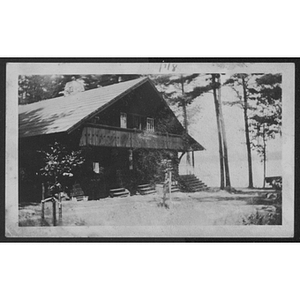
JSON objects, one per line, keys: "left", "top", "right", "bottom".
{"left": 159, "top": 63, "right": 178, "bottom": 72}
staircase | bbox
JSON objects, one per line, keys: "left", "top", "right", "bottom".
{"left": 138, "top": 182, "right": 180, "bottom": 195}
{"left": 109, "top": 187, "right": 130, "bottom": 198}
{"left": 137, "top": 183, "right": 156, "bottom": 195}
{"left": 179, "top": 174, "right": 208, "bottom": 192}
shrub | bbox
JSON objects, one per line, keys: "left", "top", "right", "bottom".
{"left": 133, "top": 149, "right": 177, "bottom": 184}
{"left": 38, "top": 142, "right": 85, "bottom": 196}
{"left": 243, "top": 205, "right": 282, "bottom": 225}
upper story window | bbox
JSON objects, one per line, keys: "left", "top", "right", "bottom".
{"left": 146, "top": 117, "right": 155, "bottom": 132}
{"left": 121, "top": 112, "right": 155, "bottom": 132}
{"left": 133, "top": 115, "right": 142, "bottom": 130}
{"left": 120, "top": 112, "right": 127, "bottom": 128}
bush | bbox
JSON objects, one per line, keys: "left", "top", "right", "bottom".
{"left": 243, "top": 205, "right": 282, "bottom": 225}
{"left": 39, "top": 142, "right": 85, "bottom": 195}
{"left": 133, "top": 149, "right": 177, "bottom": 184}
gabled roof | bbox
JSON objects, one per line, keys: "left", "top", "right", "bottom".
{"left": 19, "top": 77, "right": 148, "bottom": 138}
{"left": 18, "top": 77, "right": 204, "bottom": 151}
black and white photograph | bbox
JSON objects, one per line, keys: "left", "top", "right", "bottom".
{"left": 2, "top": 2, "right": 300, "bottom": 300}
{"left": 5, "top": 62, "right": 295, "bottom": 238}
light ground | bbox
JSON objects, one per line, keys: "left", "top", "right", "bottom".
{"left": 19, "top": 188, "right": 279, "bottom": 227}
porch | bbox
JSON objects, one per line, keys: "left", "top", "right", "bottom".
{"left": 79, "top": 123, "right": 192, "bottom": 151}
{"left": 76, "top": 124, "right": 204, "bottom": 199}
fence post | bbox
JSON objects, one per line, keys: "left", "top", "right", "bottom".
{"left": 52, "top": 199, "right": 56, "bottom": 226}
{"left": 41, "top": 183, "right": 45, "bottom": 219}
{"left": 58, "top": 193, "right": 62, "bottom": 226}
{"left": 162, "top": 172, "right": 167, "bottom": 207}
{"left": 41, "top": 202, "right": 45, "bottom": 219}
{"left": 42, "top": 183, "right": 45, "bottom": 201}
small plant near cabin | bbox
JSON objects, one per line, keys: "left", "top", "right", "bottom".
{"left": 39, "top": 142, "right": 85, "bottom": 196}
{"left": 157, "top": 202, "right": 169, "bottom": 209}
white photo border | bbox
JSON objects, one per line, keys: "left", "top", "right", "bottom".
{"left": 5, "top": 61, "right": 295, "bottom": 238}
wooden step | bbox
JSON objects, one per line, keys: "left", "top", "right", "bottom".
{"left": 110, "top": 187, "right": 126, "bottom": 192}
{"left": 137, "top": 183, "right": 156, "bottom": 195}
{"left": 109, "top": 188, "right": 130, "bottom": 198}
{"left": 187, "top": 182, "right": 206, "bottom": 188}
{"left": 138, "top": 184, "right": 152, "bottom": 188}
{"left": 179, "top": 175, "right": 208, "bottom": 192}
{"left": 139, "top": 186, "right": 154, "bottom": 191}
{"left": 184, "top": 180, "right": 203, "bottom": 185}
{"left": 142, "top": 189, "right": 157, "bottom": 195}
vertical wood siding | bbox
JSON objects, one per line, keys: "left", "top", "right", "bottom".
{"left": 79, "top": 126, "right": 187, "bottom": 150}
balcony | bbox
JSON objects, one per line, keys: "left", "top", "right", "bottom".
{"left": 79, "top": 123, "right": 190, "bottom": 151}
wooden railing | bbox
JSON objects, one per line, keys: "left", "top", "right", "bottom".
{"left": 79, "top": 123, "right": 189, "bottom": 150}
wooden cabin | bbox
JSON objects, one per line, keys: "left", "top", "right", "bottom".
{"left": 19, "top": 77, "right": 204, "bottom": 201}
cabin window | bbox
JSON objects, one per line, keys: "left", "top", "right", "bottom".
{"left": 120, "top": 112, "right": 127, "bottom": 128}
{"left": 133, "top": 115, "right": 142, "bottom": 130}
{"left": 93, "top": 162, "right": 100, "bottom": 173}
{"left": 146, "top": 117, "right": 155, "bottom": 132}
{"left": 127, "top": 114, "right": 147, "bottom": 130}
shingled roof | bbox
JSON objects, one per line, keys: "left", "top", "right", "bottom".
{"left": 18, "top": 77, "right": 204, "bottom": 151}
{"left": 19, "top": 77, "right": 148, "bottom": 137}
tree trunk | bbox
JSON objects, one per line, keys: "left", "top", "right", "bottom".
{"left": 212, "top": 74, "right": 225, "bottom": 189}
{"left": 181, "top": 76, "right": 191, "bottom": 174}
{"left": 262, "top": 126, "right": 267, "bottom": 188}
{"left": 242, "top": 76, "right": 254, "bottom": 188}
{"left": 217, "top": 75, "right": 231, "bottom": 188}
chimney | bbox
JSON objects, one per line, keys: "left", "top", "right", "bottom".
{"left": 62, "top": 77, "right": 85, "bottom": 96}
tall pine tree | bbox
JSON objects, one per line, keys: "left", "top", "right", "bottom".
{"left": 224, "top": 74, "right": 255, "bottom": 188}
{"left": 153, "top": 73, "right": 231, "bottom": 189}
{"left": 248, "top": 73, "right": 282, "bottom": 187}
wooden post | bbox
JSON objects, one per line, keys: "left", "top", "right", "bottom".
{"left": 58, "top": 193, "right": 62, "bottom": 226}
{"left": 42, "top": 183, "right": 45, "bottom": 201}
{"left": 41, "top": 183, "right": 45, "bottom": 219}
{"left": 169, "top": 170, "right": 172, "bottom": 203}
{"left": 41, "top": 202, "right": 45, "bottom": 219}
{"left": 192, "top": 150, "right": 195, "bottom": 172}
{"left": 52, "top": 199, "right": 56, "bottom": 226}
{"left": 162, "top": 171, "right": 168, "bottom": 207}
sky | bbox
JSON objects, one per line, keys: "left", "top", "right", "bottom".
{"left": 176, "top": 74, "right": 282, "bottom": 188}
